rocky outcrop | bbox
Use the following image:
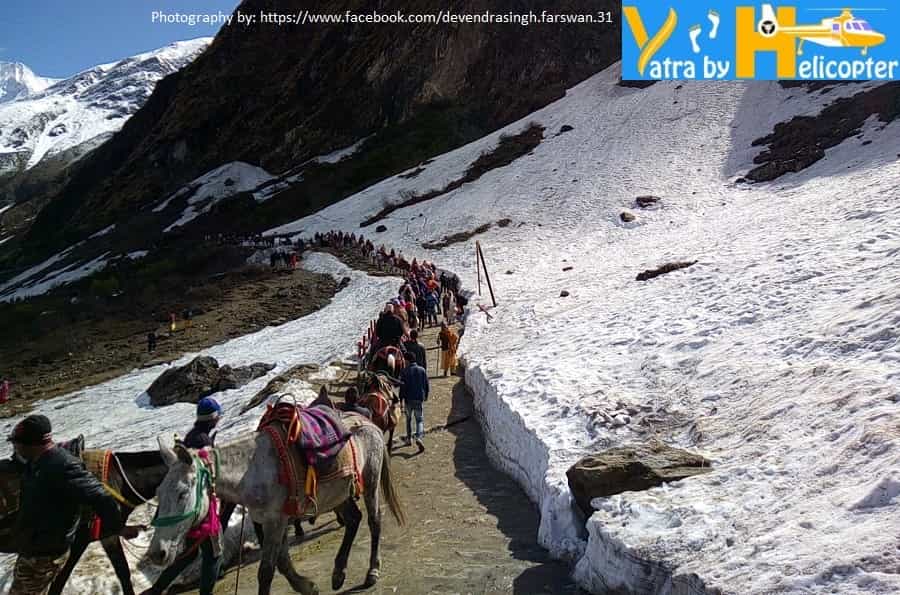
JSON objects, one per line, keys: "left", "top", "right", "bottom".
{"left": 748, "top": 82, "right": 900, "bottom": 182}
{"left": 635, "top": 195, "right": 661, "bottom": 208}
{"left": 636, "top": 261, "right": 697, "bottom": 282}
{"left": 566, "top": 445, "right": 712, "bottom": 517}
{"left": 147, "top": 355, "right": 274, "bottom": 406}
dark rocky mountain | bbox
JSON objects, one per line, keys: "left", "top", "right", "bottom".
{"left": 8, "top": 0, "right": 621, "bottom": 269}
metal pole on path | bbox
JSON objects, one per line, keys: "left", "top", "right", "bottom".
{"left": 476, "top": 242, "right": 482, "bottom": 296}
{"left": 477, "top": 241, "right": 497, "bottom": 308}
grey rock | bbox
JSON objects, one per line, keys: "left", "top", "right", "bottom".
{"left": 567, "top": 444, "right": 713, "bottom": 517}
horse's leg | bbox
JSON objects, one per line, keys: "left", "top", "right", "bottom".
{"left": 293, "top": 518, "right": 305, "bottom": 539}
{"left": 100, "top": 536, "right": 136, "bottom": 595}
{"left": 48, "top": 530, "right": 89, "bottom": 595}
{"left": 272, "top": 519, "right": 318, "bottom": 595}
{"left": 387, "top": 426, "right": 394, "bottom": 453}
{"left": 257, "top": 518, "right": 285, "bottom": 595}
{"left": 331, "top": 499, "right": 362, "bottom": 590}
{"left": 363, "top": 455, "right": 384, "bottom": 587}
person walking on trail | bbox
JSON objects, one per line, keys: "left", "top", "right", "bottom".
{"left": 438, "top": 322, "right": 460, "bottom": 377}
{"left": 8, "top": 415, "right": 140, "bottom": 595}
{"left": 424, "top": 290, "right": 439, "bottom": 327}
{"left": 415, "top": 293, "right": 427, "bottom": 331}
{"left": 147, "top": 331, "right": 157, "bottom": 354}
{"left": 403, "top": 330, "right": 427, "bottom": 372}
{"left": 184, "top": 397, "right": 222, "bottom": 449}
{"left": 442, "top": 291, "right": 456, "bottom": 325}
{"left": 169, "top": 312, "right": 177, "bottom": 333}
{"left": 400, "top": 360, "right": 429, "bottom": 453}
{"left": 142, "top": 398, "right": 225, "bottom": 595}
{"left": 337, "top": 387, "right": 372, "bottom": 419}
{"left": 375, "top": 304, "right": 405, "bottom": 347}
{"left": 0, "top": 379, "right": 9, "bottom": 405}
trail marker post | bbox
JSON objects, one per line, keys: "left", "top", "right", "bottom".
{"left": 476, "top": 241, "right": 497, "bottom": 308}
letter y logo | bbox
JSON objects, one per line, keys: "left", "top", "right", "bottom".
{"left": 624, "top": 7, "right": 679, "bottom": 75}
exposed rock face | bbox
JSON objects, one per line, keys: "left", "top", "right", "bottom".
{"left": 748, "top": 82, "right": 900, "bottom": 182}
{"left": 636, "top": 261, "right": 697, "bottom": 282}
{"left": 147, "top": 355, "right": 274, "bottom": 406}
{"left": 18, "top": 0, "right": 621, "bottom": 264}
{"left": 216, "top": 362, "right": 276, "bottom": 392}
{"left": 635, "top": 195, "right": 661, "bottom": 208}
{"left": 566, "top": 445, "right": 712, "bottom": 517}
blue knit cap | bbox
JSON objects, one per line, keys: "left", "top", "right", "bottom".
{"left": 196, "top": 397, "right": 222, "bottom": 422}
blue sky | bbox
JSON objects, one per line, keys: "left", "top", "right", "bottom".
{"left": 0, "top": 0, "right": 240, "bottom": 78}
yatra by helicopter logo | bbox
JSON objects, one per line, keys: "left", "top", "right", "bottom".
{"left": 621, "top": 1, "right": 900, "bottom": 81}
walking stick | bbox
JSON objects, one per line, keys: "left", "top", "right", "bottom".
{"left": 234, "top": 506, "right": 246, "bottom": 594}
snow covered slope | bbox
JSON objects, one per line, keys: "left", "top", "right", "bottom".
{"left": 0, "top": 39, "right": 210, "bottom": 178}
{"left": 0, "top": 62, "right": 58, "bottom": 104}
{"left": 269, "top": 65, "right": 900, "bottom": 593}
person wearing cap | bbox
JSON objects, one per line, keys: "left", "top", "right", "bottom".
{"left": 183, "top": 397, "right": 223, "bottom": 449}
{"left": 141, "top": 398, "right": 225, "bottom": 595}
{"left": 8, "top": 414, "right": 139, "bottom": 595}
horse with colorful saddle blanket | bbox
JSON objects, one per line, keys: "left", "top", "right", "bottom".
{"left": 256, "top": 398, "right": 362, "bottom": 517}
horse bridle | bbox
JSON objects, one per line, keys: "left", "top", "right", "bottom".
{"left": 150, "top": 454, "right": 214, "bottom": 529}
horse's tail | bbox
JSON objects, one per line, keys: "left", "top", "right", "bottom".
{"left": 380, "top": 447, "right": 406, "bottom": 526}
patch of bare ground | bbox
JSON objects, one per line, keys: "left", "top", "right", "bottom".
{"left": 748, "top": 82, "right": 900, "bottom": 182}
{"left": 422, "top": 218, "right": 512, "bottom": 250}
{"left": 0, "top": 267, "right": 339, "bottom": 417}
{"left": 636, "top": 261, "right": 697, "bottom": 282}
{"left": 360, "top": 124, "right": 544, "bottom": 228}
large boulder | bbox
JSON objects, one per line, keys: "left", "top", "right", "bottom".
{"left": 147, "top": 356, "right": 221, "bottom": 406}
{"left": 215, "top": 363, "right": 276, "bottom": 393}
{"left": 147, "top": 356, "right": 274, "bottom": 406}
{"left": 567, "top": 444, "right": 712, "bottom": 517}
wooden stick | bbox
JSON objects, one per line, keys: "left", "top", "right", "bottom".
{"left": 476, "top": 241, "right": 482, "bottom": 296}
{"left": 477, "top": 242, "right": 497, "bottom": 308}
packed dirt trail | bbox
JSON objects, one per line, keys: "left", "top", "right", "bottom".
{"left": 203, "top": 321, "right": 583, "bottom": 595}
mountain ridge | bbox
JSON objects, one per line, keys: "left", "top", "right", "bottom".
{"left": 0, "top": 62, "right": 58, "bottom": 104}
{"left": 10, "top": 0, "right": 621, "bottom": 268}
{"left": 0, "top": 39, "right": 211, "bottom": 210}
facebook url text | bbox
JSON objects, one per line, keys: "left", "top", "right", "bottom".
{"left": 150, "top": 10, "right": 615, "bottom": 28}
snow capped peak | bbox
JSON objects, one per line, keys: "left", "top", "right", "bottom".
{"left": 0, "top": 61, "right": 58, "bottom": 103}
{"left": 0, "top": 39, "right": 211, "bottom": 178}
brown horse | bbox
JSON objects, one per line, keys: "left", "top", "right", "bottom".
{"left": 358, "top": 371, "right": 402, "bottom": 453}
{"left": 0, "top": 447, "right": 167, "bottom": 595}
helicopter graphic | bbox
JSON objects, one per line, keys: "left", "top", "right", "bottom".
{"left": 756, "top": 5, "right": 886, "bottom": 55}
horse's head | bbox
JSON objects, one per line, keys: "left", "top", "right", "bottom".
{"left": 147, "top": 436, "right": 212, "bottom": 566}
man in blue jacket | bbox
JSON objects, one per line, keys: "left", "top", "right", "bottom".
{"left": 399, "top": 360, "right": 429, "bottom": 453}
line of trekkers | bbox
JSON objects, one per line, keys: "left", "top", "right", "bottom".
{"left": 317, "top": 230, "right": 465, "bottom": 453}
{"left": 3, "top": 230, "right": 467, "bottom": 595}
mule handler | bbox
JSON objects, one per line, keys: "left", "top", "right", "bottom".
{"left": 8, "top": 414, "right": 142, "bottom": 595}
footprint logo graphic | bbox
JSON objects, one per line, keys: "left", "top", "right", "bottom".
{"left": 689, "top": 9, "right": 722, "bottom": 53}
{"left": 708, "top": 10, "right": 720, "bottom": 39}
{"left": 689, "top": 24, "right": 703, "bottom": 53}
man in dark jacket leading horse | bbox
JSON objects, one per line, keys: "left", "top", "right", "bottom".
{"left": 8, "top": 414, "right": 138, "bottom": 595}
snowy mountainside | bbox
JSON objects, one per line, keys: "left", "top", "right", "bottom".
{"left": 269, "top": 65, "right": 900, "bottom": 594}
{"left": 0, "top": 39, "right": 210, "bottom": 182}
{"left": 0, "top": 62, "right": 58, "bottom": 104}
